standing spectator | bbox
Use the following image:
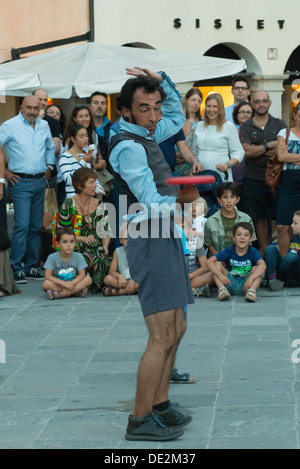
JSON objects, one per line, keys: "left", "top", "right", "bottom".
{"left": 33, "top": 89, "right": 61, "bottom": 160}
{"left": 231, "top": 100, "right": 255, "bottom": 202}
{"left": 89, "top": 92, "right": 112, "bottom": 143}
{"left": 46, "top": 104, "right": 67, "bottom": 208}
{"left": 276, "top": 103, "right": 300, "bottom": 256}
{"left": 239, "top": 91, "right": 287, "bottom": 255}
{"left": 225, "top": 76, "right": 251, "bottom": 125}
{"left": 33, "top": 90, "right": 62, "bottom": 265}
{"left": 0, "top": 229, "right": 20, "bottom": 297}
{"left": 192, "top": 93, "right": 244, "bottom": 181}
{"left": 65, "top": 106, "right": 98, "bottom": 153}
{"left": 183, "top": 88, "right": 203, "bottom": 149}
{"left": 0, "top": 95, "right": 55, "bottom": 284}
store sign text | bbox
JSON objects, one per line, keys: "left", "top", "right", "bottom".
{"left": 173, "top": 19, "right": 285, "bottom": 30}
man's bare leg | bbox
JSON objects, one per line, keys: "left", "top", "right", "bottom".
{"left": 153, "top": 308, "right": 187, "bottom": 406}
{"left": 133, "top": 309, "right": 178, "bottom": 418}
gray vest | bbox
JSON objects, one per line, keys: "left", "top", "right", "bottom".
{"left": 109, "top": 132, "right": 178, "bottom": 211}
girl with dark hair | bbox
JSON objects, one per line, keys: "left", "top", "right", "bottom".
{"left": 59, "top": 124, "right": 105, "bottom": 198}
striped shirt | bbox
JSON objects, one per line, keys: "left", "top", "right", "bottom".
{"left": 59, "top": 152, "right": 104, "bottom": 198}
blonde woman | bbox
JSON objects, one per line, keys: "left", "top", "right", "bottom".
{"left": 192, "top": 93, "right": 244, "bottom": 181}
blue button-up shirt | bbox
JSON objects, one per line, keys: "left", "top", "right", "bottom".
{"left": 0, "top": 112, "right": 55, "bottom": 174}
{"left": 110, "top": 73, "right": 186, "bottom": 222}
{"left": 225, "top": 104, "right": 236, "bottom": 125}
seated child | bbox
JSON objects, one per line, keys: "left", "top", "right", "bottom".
{"left": 264, "top": 210, "right": 300, "bottom": 291}
{"left": 186, "top": 196, "right": 208, "bottom": 248}
{"left": 178, "top": 198, "right": 212, "bottom": 298}
{"left": 204, "top": 182, "right": 256, "bottom": 256}
{"left": 43, "top": 227, "right": 92, "bottom": 300}
{"left": 207, "top": 222, "right": 266, "bottom": 302}
{"left": 103, "top": 223, "right": 139, "bottom": 297}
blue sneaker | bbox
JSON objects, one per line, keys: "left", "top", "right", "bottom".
{"left": 25, "top": 268, "right": 45, "bottom": 281}
{"left": 14, "top": 272, "right": 27, "bottom": 284}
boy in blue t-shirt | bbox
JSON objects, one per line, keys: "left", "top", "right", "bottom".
{"left": 207, "top": 222, "right": 266, "bottom": 302}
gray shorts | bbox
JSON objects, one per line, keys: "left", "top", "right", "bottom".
{"left": 126, "top": 218, "right": 194, "bottom": 316}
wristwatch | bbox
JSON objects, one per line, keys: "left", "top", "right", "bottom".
{"left": 227, "top": 162, "right": 231, "bottom": 170}
{"left": 0, "top": 178, "right": 5, "bottom": 184}
{"left": 263, "top": 143, "right": 270, "bottom": 151}
{"left": 47, "top": 165, "right": 54, "bottom": 171}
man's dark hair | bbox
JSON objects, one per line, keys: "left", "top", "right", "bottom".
{"left": 233, "top": 222, "right": 253, "bottom": 237}
{"left": 231, "top": 75, "right": 250, "bottom": 89}
{"left": 89, "top": 92, "right": 108, "bottom": 104}
{"left": 56, "top": 226, "right": 76, "bottom": 243}
{"left": 216, "top": 182, "right": 240, "bottom": 198}
{"left": 116, "top": 75, "right": 167, "bottom": 113}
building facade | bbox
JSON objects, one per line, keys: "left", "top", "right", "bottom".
{"left": 94, "top": 0, "right": 300, "bottom": 123}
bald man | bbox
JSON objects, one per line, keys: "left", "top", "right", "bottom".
{"left": 239, "top": 91, "right": 287, "bottom": 255}
{"left": 0, "top": 95, "right": 55, "bottom": 284}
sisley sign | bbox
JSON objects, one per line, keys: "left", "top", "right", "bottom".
{"left": 173, "top": 18, "right": 285, "bottom": 30}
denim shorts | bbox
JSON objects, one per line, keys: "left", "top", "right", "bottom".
{"left": 227, "top": 271, "right": 248, "bottom": 295}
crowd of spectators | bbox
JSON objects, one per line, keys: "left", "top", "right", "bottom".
{"left": 0, "top": 74, "right": 300, "bottom": 302}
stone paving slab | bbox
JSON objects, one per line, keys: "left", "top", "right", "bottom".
{"left": 0, "top": 281, "right": 300, "bottom": 449}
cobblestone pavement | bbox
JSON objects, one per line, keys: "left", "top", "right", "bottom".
{"left": 0, "top": 281, "right": 300, "bottom": 449}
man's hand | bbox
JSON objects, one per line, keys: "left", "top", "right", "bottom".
{"left": 5, "top": 169, "right": 20, "bottom": 186}
{"left": 45, "top": 168, "right": 52, "bottom": 180}
{"left": 126, "top": 67, "right": 163, "bottom": 82}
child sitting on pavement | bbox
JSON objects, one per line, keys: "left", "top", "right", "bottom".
{"left": 204, "top": 182, "right": 256, "bottom": 256}
{"left": 103, "top": 223, "right": 139, "bottom": 297}
{"left": 43, "top": 227, "right": 92, "bottom": 300}
{"left": 207, "top": 222, "right": 266, "bottom": 302}
{"left": 264, "top": 211, "right": 300, "bottom": 291}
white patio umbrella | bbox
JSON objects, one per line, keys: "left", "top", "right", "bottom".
{"left": 0, "top": 43, "right": 246, "bottom": 98}
{"left": 0, "top": 69, "right": 41, "bottom": 95}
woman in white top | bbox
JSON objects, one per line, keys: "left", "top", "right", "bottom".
{"left": 59, "top": 124, "right": 105, "bottom": 198}
{"left": 192, "top": 93, "right": 245, "bottom": 181}
{"left": 276, "top": 103, "right": 300, "bottom": 255}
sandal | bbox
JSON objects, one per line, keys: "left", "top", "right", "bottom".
{"left": 80, "top": 287, "right": 88, "bottom": 298}
{"left": 0, "top": 290, "right": 5, "bottom": 298}
{"left": 170, "top": 367, "right": 195, "bottom": 384}
{"left": 193, "top": 285, "right": 211, "bottom": 298}
{"left": 102, "top": 286, "right": 119, "bottom": 297}
{"left": 47, "top": 290, "right": 62, "bottom": 300}
{"left": 218, "top": 287, "right": 231, "bottom": 302}
{"left": 245, "top": 288, "right": 257, "bottom": 303}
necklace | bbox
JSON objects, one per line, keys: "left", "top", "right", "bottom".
{"left": 76, "top": 196, "right": 93, "bottom": 229}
